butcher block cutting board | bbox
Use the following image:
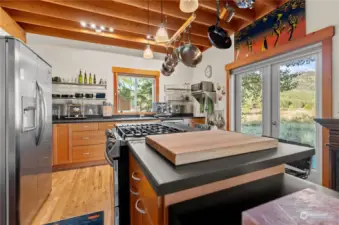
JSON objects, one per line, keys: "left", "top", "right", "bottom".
{"left": 146, "top": 130, "right": 278, "bottom": 166}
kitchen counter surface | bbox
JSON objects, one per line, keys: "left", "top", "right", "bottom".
{"left": 52, "top": 114, "right": 204, "bottom": 124}
{"left": 128, "top": 140, "right": 314, "bottom": 195}
{"left": 52, "top": 116, "right": 159, "bottom": 124}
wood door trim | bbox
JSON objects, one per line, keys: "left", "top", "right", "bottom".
{"left": 321, "top": 38, "right": 333, "bottom": 187}
{"left": 225, "top": 26, "right": 334, "bottom": 187}
{"left": 163, "top": 165, "right": 284, "bottom": 207}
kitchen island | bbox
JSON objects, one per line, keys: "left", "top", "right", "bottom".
{"left": 126, "top": 136, "right": 317, "bottom": 225}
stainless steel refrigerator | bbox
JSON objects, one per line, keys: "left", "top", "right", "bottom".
{"left": 0, "top": 37, "right": 52, "bottom": 225}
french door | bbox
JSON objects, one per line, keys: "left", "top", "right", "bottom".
{"left": 233, "top": 44, "right": 322, "bottom": 184}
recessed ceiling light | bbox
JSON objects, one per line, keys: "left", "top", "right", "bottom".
{"left": 95, "top": 29, "right": 102, "bottom": 33}
{"left": 109, "top": 27, "right": 114, "bottom": 32}
{"left": 100, "top": 25, "right": 105, "bottom": 31}
{"left": 146, "top": 34, "right": 152, "bottom": 39}
{"left": 80, "top": 21, "right": 87, "bottom": 27}
{"left": 90, "top": 23, "right": 96, "bottom": 29}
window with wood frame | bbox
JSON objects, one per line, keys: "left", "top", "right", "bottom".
{"left": 112, "top": 67, "right": 160, "bottom": 114}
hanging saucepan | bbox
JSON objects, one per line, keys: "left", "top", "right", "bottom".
{"left": 180, "top": 26, "right": 202, "bottom": 67}
{"left": 208, "top": 0, "right": 232, "bottom": 49}
{"left": 161, "top": 62, "right": 174, "bottom": 76}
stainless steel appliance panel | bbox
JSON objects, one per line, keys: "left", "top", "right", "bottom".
{"left": 1, "top": 37, "right": 52, "bottom": 225}
{"left": 0, "top": 37, "right": 6, "bottom": 225}
{"left": 17, "top": 40, "right": 40, "bottom": 225}
{"left": 36, "top": 58, "right": 52, "bottom": 209}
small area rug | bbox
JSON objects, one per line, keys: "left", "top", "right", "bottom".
{"left": 45, "top": 211, "right": 104, "bottom": 225}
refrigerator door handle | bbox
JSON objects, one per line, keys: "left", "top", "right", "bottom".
{"left": 36, "top": 82, "right": 47, "bottom": 146}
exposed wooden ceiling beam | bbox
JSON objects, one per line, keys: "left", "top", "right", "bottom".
{"left": 6, "top": 9, "right": 210, "bottom": 48}
{"left": 110, "top": 0, "right": 237, "bottom": 32}
{"left": 20, "top": 23, "right": 171, "bottom": 54}
{"left": 0, "top": 7, "right": 26, "bottom": 42}
{"left": 40, "top": 0, "right": 210, "bottom": 38}
{"left": 237, "top": 0, "right": 290, "bottom": 31}
{"left": 198, "top": 0, "right": 256, "bottom": 22}
{"left": 255, "top": 0, "right": 279, "bottom": 8}
{"left": 0, "top": 1, "right": 210, "bottom": 44}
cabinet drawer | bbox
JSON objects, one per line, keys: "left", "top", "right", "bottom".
{"left": 72, "top": 130, "right": 106, "bottom": 146}
{"left": 70, "top": 123, "right": 98, "bottom": 132}
{"left": 72, "top": 144, "right": 105, "bottom": 163}
{"left": 99, "top": 122, "right": 115, "bottom": 130}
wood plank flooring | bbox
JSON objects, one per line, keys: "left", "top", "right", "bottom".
{"left": 31, "top": 165, "right": 114, "bottom": 225}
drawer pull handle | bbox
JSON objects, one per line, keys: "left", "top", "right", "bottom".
{"left": 82, "top": 137, "right": 90, "bottom": 140}
{"left": 108, "top": 125, "right": 114, "bottom": 127}
{"left": 130, "top": 188, "right": 139, "bottom": 196}
{"left": 135, "top": 199, "right": 146, "bottom": 214}
{"left": 131, "top": 172, "right": 141, "bottom": 182}
{"left": 82, "top": 152, "right": 90, "bottom": 155}
{"left": 83, "top": 126, "right": 89, "bottom": 128}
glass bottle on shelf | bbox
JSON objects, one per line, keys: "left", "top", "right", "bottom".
{"left": 89, "top": 73, "right": 93, "bottom": 84}
{"left": 94, "top": 74, "right": 96, "bottom": 84}
{"left": 84, "top": 71, "right": 88, "bottom": 84}
{"left": 78, "top": 70, "right": 83, "bottom": 84}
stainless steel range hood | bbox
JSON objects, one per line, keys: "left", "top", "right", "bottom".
{"left": 191, "top": 81, "right": 216, "bottom": 103}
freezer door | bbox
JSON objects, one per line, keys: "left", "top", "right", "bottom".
{"left": 0, "top": 39, "right": 7, "bottom": 225}
{"left": 36, "top": 58, "right": 52, "bottom": 209}
{"left": 16, "top": 41, "right": 40, "bottom": 225}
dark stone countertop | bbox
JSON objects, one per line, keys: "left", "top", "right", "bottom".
{"left": 52, "top": 114, "right": 204, "bottom": 124}
{"left": 128, "top": 140, "right": 315, "bottom": 196}
{"left": 52, "top": 116, "right": 159, "bottom": 124}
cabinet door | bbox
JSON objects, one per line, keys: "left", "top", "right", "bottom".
{"left": 53, "top": 124, "right": 71, "bottom": 165}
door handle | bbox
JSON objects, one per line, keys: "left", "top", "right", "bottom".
{"left": 135, "top": 199, "right": 146, "bottom": 214}
{"left": 82, "top": 137, "right": 90, "bottom": 140}
{"left": 131, "top": 172, "right": 141, "bottom": 182}
{"left": 272, "top": 121, "right": 277, "bottom": 126}
{"left": 82, "top": 152, "right": 90, "bottom": 155}
{"left": 130, "top": 188, "right": 139, "bottom": 196}
{"left": 36, "top": 82, "right": 47, "bottom": 146}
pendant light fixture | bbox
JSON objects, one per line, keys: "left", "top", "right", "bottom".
{"left": 155, "top": 0, "right": 169, "bottom": 43}
{"left": 180, "top": 0, "right": 199, "bottom": 13}
{"left": 144, "top": 0, "right": 154, "bottom": 59}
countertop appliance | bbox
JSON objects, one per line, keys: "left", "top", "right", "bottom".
{"left": 0, "top": 37, "right": 52, "bottom": 225}
{"left": 105, "top": 123, "right": 185, "bottom": 225}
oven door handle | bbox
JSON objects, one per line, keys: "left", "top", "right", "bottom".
{"left": 105, "top": 144, "right": 115, "bottom": 167}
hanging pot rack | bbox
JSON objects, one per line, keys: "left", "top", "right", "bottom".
{"left": 165, "top": 13, "right": 196, "bottom": 47}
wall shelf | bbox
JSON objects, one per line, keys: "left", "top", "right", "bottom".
{"left": 52, "top": 98, "right": 107, "bottom": 101}
{"left": 52, "top": 82, "right": 107, "bottom": 88}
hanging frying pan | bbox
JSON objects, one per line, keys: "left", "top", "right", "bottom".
{"left": 208, "top": 0, "right": 232, "bottom": 49}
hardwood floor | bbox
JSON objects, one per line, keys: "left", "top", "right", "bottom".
{"left": 31, "top": 165, "right": 114, "bottom": 225}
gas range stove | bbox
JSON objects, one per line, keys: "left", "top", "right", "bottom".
{"left": 116, "top": 123, "right": 184, "bottom": 140}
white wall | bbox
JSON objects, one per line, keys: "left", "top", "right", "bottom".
{"left": 306, "top": 0, "right": 339, "bottom": 116}
{"left": 27, "top": 34, "right": 194, "bottom": 104}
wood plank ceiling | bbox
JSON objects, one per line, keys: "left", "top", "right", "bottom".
{"left": 0, "top": 0, "right": 288, "bottom": 54}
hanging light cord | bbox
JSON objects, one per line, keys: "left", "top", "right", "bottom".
{"left": 148, "top": 0, "right": 150, "bottom": 44}
{"left": 161, "top": 0, "right": 163, "bottom": 23}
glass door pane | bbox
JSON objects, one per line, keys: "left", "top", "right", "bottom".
{"left": 237, "top": 69, "right": 263, "bottom": 136}
{"left": 276, "top": 55, "right": 317, "bottom": 168}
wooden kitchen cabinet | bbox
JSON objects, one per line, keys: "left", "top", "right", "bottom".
{"left": 129, "top": 152, "right": 162, "bottom": 225}
{"left": 53, "top": 124, "right": 71, "bottom": 165}
{"left": 53, "top": 122, "right": 107, "bottom": 170}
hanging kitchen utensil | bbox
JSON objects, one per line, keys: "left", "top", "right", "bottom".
{"left": 208, "top": 0, "right": 232, "bottom": 49}
{"left": 220, "top": 0, "right": 235, "bottom": 23}
{"left": 161, "top": 48, "right": 175, "bottom": 76}
{"left": 180, "top": 25, "right": 202, "bottom": 67}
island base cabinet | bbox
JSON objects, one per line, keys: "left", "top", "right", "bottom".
{"left": 129, "top": 152, "right": 163, "bottom": 225}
